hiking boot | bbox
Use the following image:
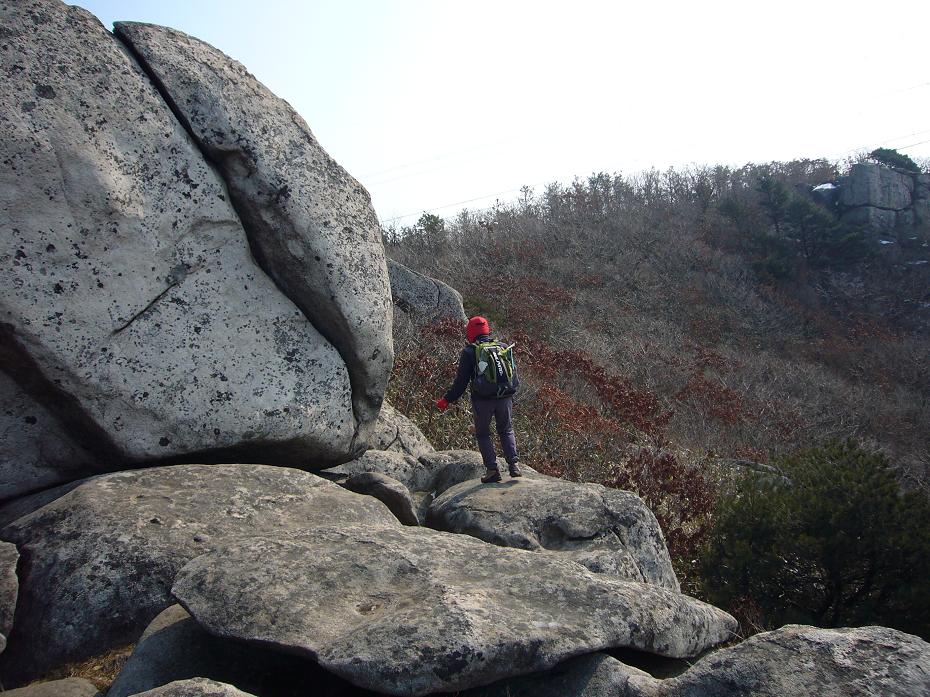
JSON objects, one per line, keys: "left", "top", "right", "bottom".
{"left": 508, "top": 462, "right": 523, "bottom": 478}
{"left": 480, "top": 468, "right": 502, "bottom": 484}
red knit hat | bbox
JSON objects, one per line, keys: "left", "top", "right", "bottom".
{"left": 466, "top": 316, "right": 491, "bottom": 342}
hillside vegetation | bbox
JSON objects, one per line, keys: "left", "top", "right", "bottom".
{"left": 383, "top": 156, "right": 930, "bottom": 636}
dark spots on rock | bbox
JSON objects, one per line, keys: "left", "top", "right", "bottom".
{"left": 158, "top": 437, "right": 171, "bottom": 447}
{"left": 35, "top": 84, "right": 55, "bottom": 99}
{"left": 149, "top": 517, "right": 162, "bottom": 525}
{"left": 96, "top": 281, "right": 104, "bottom": 289}
{"left": 21, "top": 101, "right": 35, "bottom": 112}
{"left": 53, "top": 282, "right": 64, "bottom": 294}
{"left": 314, "top": 256, "right": 321, "bottom": 262}
{"left": 193, "top": 325, "right": 202, "bottom": 334}
{"left": 14, "top": 249, "right": 26, "bottom": 259}
{"left": 24, "top": 415, "right": 37, "bottom": 425}
{"left": 213, "top": 428, "right": 221, "bottom": 436}
{"left": 46, "top": 243, "right": 56, "bottom": 253}
{"left": 210, "top": 391, "right": 233, "bottom": 404}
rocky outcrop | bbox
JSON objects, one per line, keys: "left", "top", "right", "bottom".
{"left": 388, "top": 259, "right": 466, "bottom": 324}
{"left": 0, "top": 541, "right": 17, "bottom": 654}
{"left": 427, "top": 473, "right": 679, "bottom": 590}
{"left": 1, "top": 0, "right": 360, "bottom": 499}
{"left": 113, "top": 21, "right": 393, "bottom": 440}
{"left": 838, "top": 163, "right": 928, "bottom": 230}
{"left": 109, "top": 605, "right": 380, "bottom": 697}
{"left": 3, "top": 679, "right": 101, "bottom": 697}
{"left": 0, "top": 464, "right": 396, "bottom": 680}
{"left": 173, "top": 525, "right": 736, "bottom": 696}
{"left": 127, "top": 679, "right": 256, "bottom": 697}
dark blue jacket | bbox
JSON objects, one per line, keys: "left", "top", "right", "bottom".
{"left": 443, "top": 333, "right": 490, "bottom": 403}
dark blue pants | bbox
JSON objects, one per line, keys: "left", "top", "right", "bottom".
{"left": 471, "top": 396, "right": 518, "bottom": 469}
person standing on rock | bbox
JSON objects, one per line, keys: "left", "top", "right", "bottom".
{"left": 436, "top": 316, "right": 522, "bottom": 483}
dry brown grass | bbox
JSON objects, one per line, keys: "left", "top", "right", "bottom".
{"left": 20, "top": 644, "right": 134, "bottom": 692}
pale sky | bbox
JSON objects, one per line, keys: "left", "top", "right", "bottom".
{"left": 79, "top": 1, "right": 930, "bottom": 226}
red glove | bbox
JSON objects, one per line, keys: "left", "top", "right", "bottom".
{"left": 436, "top": 398, "right": 450, "bottom": 411}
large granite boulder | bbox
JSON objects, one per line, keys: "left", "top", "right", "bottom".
{"left": 127, "top": 679, "right": 256, "bottom": 697}
{"left": 388, "top": 259, "right": 466, "bottom": 324}
{"left": 428, "top": 473, "right": 679, "bottom": 590}
{"left": 109, "top": 605, "right": 380, "bottom": 697}
{"left": 0, "top": 541, "right": 17, "bottom": 654}
{"left": 0, "top": 0, "right": 357, "bottom": 496}
{"left": 173, "top": 525, "right": 736, "bottom": 696}
{"left": 113, "top": 21, "right": 393, "bottom": 440}
{"left": 0, "top": 464, "right": 396, "bottom": 681}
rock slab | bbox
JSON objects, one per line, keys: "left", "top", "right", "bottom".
{"left": 388, "top": 259, "right": 466, "bottom": 324}
{"left": 428, "top": 473, "right": 679, "bottom": 589}
{"left": 114, "top": 21, "right": 393, "bottom": 440}
{"left": 3, "top": 678, "right": 100, "bottom": 697}
{"left": 173, "top": 525, "right": 736, "bottom": 696}
{"left": 0, "top": 464, "right": 395, "bottom": 680}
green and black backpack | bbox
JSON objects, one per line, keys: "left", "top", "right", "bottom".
{"left": 471, "top": 340, "right": 519, "bottom": 398}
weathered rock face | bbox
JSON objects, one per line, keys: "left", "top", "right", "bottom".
{"left": 839, "top": 163, "right": 922, "bottom": 230}
{"left": 0, "top": 464, "right": 396, "bottom": 680}
{"left": 109, "top": 605, "right": 381, "bottom": 697}
{"left": 0, "top": 0, "right": 358, "bottom": 495}
{"left": 113, "top": 21, "right": 393, "bottom": 441}
{"left": 388, "top": 259, "right": 466, "bottom": 324}
{"left": 0, "top": 541, "right": 17, "bottom": 654}
{"left": 371, "top": 403, "right": 435, "bottom": 459}
{"left": 0, "top": 372, "right": 98, "bottom": 502}
{"left": 427, "top": 474, "right": 679, "bottom": 590}
{"left": 127, "top": 679, "right": 256, "bottom": 697}
{"left": 173, "top": 525, "right": 736, "bottom": 696}
{"left": 3, "top": 678, "right": 101, "bottom": 697}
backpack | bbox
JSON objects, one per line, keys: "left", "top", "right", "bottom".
{"left": 471, "top": 340, "right": 519, "bottom": 398}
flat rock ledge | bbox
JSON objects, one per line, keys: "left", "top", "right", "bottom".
{"left": 127, "top": 678, "right": 256, "bottom": 697}
{"left": 428, "top": 473, "right": 679, "bottom": 590}
{"left": 173, "top": 525, "right": 736, "bottom": 696}
{"left": 0, "top": 464, "right": 395, "bottom": 681}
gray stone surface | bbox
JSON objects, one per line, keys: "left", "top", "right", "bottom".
{"left": 0, "top": 540, "right": 17, "bottom": 654}
{"left": 428, "top": 473, "right": 679, "bottom": 590}
{"left": 1, "top": 0, "right": 355, "bottom": 481}
{"left": 0, "top": 478, "right": 92, "bottom": 529}
{"left": 114, "top": 21, "right": 393, "bottom": 443}
{"left": 371, "top": 403, "right": 435, "bottom": 459}
{"left": 3, "top": 678, "right": 100, "bottom": 697}
{"left": 0, "top": 464, "right": 395, "bottom": 680}
{"left": 343, "top": 472, "right": 420, "bottom": 525}
{"left": 388, "top": 259, "right": 466, "bottom": 324}
{"left": 173, "top": 525, "right": 736, "bottom": 696}
{"left": 110, "top": 606, "right": 379, "bottom": 697}
{"left": 127, "top": 679, "right": 255, "bottom": 697}
{"left": 0, "top": 372, "right": 98, "bottom": 502}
